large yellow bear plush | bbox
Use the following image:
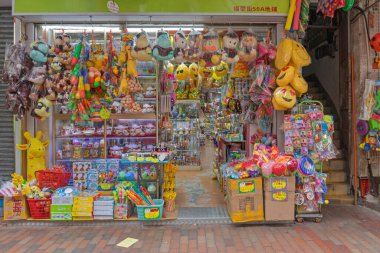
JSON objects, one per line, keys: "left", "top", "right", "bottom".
{"left": 16, "top": 131, "right": 49, "bottom": 181}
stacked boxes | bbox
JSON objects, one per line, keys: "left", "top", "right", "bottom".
{"left": 93, "top": 197, "right": 114, "bottom": 220}
{"left": 3, "top": 196, "right": 28, "bottom": 220}
{"left": 264, "top": 176, "right": 295, "bottom": 221}
{"left": 51, "top": 195, "right": 74, "bottom": 221}
{"left": 226, "top": 177, "right": 264, "bottom": 223}
{"left": 72, "top": 196, "right": 94, "bottom": 221}
{"left": 114, "top": 201, "right": 134, "bottom": 220}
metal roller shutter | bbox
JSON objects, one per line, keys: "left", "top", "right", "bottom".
{"left": 0, "top": 7, "right": 15, "bottom": 181}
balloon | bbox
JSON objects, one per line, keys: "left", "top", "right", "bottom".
{"left": 272, "top": 163, "right": 286, "bottom": 176}
{"left": 287, "top": 157, "right": 299, "bottom": 173}
{"left": 273, "top": 86, "right": 297, "bottom": 109}
{"left": 290, "top": 72, "right": 308, "bottom": 94}
{"left": 291, "top": 40, "right": 311, "bottom": 67}
{"left": 275, "top": 38, "right": 293, "bottom": 70}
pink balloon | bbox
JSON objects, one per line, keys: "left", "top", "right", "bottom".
{"left": 262, "top": 161, "right": 274, "bottom": 177}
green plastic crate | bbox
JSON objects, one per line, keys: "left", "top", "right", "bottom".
{"left": 136, "top": 199, "right": 164, "bottom": 220}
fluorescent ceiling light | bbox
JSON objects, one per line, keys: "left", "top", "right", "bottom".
{"left": 41, "top": 25, "right": 203, "bottom": 33}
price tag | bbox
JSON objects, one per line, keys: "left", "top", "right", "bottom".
{"left": 144, "top": 207, "right": 160, "bottom": 219}
{"left": 238, "top": 181, "right": 255, "bottom": 193}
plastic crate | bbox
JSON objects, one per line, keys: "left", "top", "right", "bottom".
{"left": 27, "top": 198, "right": 52, "bottom": 219}
{"left": 136, "top": 199, "right": 164, "bottom": 220}
{"left": 35, "top": 170, "right": 71, "bottom": 190}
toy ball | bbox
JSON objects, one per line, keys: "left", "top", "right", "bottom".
{"left": 214, "top": 61, "right": 229, "bottom": 77}
{"left": 118, "top": 171, "right": 126, "bottom": 181}
{"left": 272, "top": 97, "right": 288, "bottom": 111}
{"left": 325, "top": 200, "right": 329, "bottom": 205}
{"left": 189, "top": 63, "right": 199, "bottom": 80}
{"left": 370, "top": 33, "right": 380, "bottom": 52}
{"left": 175, "top": 63, "right": 189, "bottom": 81}
{"left": 125, "top": 171, "right": 135, "bottom": 181}
{"left": 276, "top": 65, "right": 295, "bottom": 86}
{"left": 272, "top": 163, "right": 286, "bottom": 176}
{"left": 142, "top": 171, "right": 150, "bottom": 180}
{"left": 147, "top": 184, "right": 156, "bottom": 193}
{"left": 273, "top": 86, "right": 297, "bottom": 109}
{"left": 261, "top": 161, "right": 274, "bottom": 178}
{"left": 357, "top": 120, "right": 369, "bottom": 136}
{"left": 286, "top": 157, "right": 298, "bottom": 173}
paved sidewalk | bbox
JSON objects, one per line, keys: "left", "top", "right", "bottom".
{"left": 0, "top": 205, "right": 380, "bottom": 253}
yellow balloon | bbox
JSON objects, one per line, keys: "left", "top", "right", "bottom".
{"left": 175, "top": 63, "right": 189, "bottom": 81}
{"left": 189, "top": 63, "right": 199, "bottom": 80}
{"left": 199, "top": 66, "right": 214, "bottom": 79}
{"left": 166, "top": 62, "right": 174, "bottom": 74}
{"left": 290, "top": 72, "right": 308, "bottom": 94}
{"left": 275, "top": 38, "right": 293, "bottom": 70}
{"left": 291, "top": 40, "right": 311, "bottom": 67}
{"left": 273, "top": 85, "right": 297, "bottom": 109}
{"left": 276, "top": 65, "right": 295, "bottom": 87}
{"left": 214, "top": 61, "right": 229, "bottom": 77}
{"left": 272, "top": 97, "right": 288, "bottom": 111}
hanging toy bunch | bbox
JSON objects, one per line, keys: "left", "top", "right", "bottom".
{"left": 173, "top": 29, "right": 187, "bottom": 63}
{"left": 163, "top": 162, "right": 178, "bottom": 212}
{"left": 153, "top": 30, "right": 174, "bottom": 61}
{"left": 199, "top": 29, "right": 222, "bottom": 67}
{"left": 357, "top": 80, "right": 380, "bottom": 151}
{"left": 174, "top": 63, "right": 190, "bottom": 99}
{"left": 185, "top": 29, "right": 202, "bottom": 62}
{"left": 273, "top": 38, "right": 311, "bottom": 111}
{"left": 316, "top": 0, "right": 353, "bottom": 18}
{"left": 67, "top": 35, "right": 94, "bottom": 121}
{"left": 3, "top": 43, "right": 34, "bottom": 120}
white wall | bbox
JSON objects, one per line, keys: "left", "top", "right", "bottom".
{"left": 303, "top": 31, "right": 340, "bottom": 112}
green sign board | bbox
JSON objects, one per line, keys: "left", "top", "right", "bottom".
{"left": 14, "top": 0, "right": 289, "bottom": 15}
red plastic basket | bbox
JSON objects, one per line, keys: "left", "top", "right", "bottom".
{"left": 35, "top": 170, "right": 71, "bottom": 190}
{"left": 27, "top": 198, "right": 52, "bottom": 219}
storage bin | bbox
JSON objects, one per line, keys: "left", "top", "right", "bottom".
{"left": 136, "top": 199, "right": 164, "bottom": 220}
{"left": 27, "top": 198, "right": 52, "bottom": 219}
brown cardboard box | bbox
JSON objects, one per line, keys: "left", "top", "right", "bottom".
{"left": 264, "top": 176, "right": 295, "bottom": 192}
{"left": 226, "top": 193, "right": 264, "bottom": 223}
{"left": 3, "top": 196, "right": 29, "bottom": 220}
{"left": 264, "top": 191, "right": 295, "bottom": 221}
{"left": 227, "top": 177, "right": 263, "bottom": 196}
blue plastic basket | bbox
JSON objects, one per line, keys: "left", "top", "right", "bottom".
{"left": 136, "top": 199, "right": 164, "bottom": 220}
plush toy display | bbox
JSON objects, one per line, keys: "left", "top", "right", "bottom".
{"left": 153, "top": 31, "right": 174, "bottom": 61}
{"left": 132, "top": 30, "right": 153, "bottom": 61}
{"left": 173, "top": 30, "right": 187, "bottom": 62}
{"left": 199, "top": 29, "right": 221, "bottom": 67}
{"left": 238, "top": 30, "right": 258, "bottom": 62}
{"left": 16, "top": 131, "right": 49, "bottom": 181}
{"left": 185, "top": 29, "right": 202, "bottom": 62}
{"left": 222, "top": 29, "right": 240, "bottom": 63}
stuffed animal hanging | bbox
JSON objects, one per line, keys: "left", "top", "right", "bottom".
{"left": 199, "top": 29, "right": 221, "bottom": 67}
{"left": 222, "top": 29, "right": 240, "bottom": 63}
{"left": 153, "top": 31, "right": 174, "bottom": 61}
{"left": 238, "top": 30, "right": 258, "bottom": 62}
{"left": 185, "top": 29, "right": 202, "bottom": 62}
{"left": 173, "top": 29, "right": 187, "bottom": 63}
{"left": 131, "top": 30, "right": 153, "bottom": 61}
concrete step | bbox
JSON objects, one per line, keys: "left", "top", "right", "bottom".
{"left": 326, "top": 170, "right": 347, "bottom": 183}
{"left": 327, "top": 182, "right": 349, "bottom": 195}
{"left": 325, "top": 194, "right": 354, "bottom": 205}
{"left": 323, "top": 159, "right": 346, "bottom": 171}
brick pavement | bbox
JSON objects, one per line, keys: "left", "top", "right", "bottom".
{"left": 0, "top": 205, "right": 380, "bottom": 252}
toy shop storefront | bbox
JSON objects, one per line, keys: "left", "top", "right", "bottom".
{"left": 1, "top": 0, "right": 333, "bottom": 224}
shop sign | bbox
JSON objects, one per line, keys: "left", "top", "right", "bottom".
{"left": 271, "top": 190, "right": 288, "bottom": 201}
{"left": 270, "top": 177, "right": 288, "bottom": 191}
{"left": 144, "top": 207, "right": 160, "bottom": 219}
{"left": 14, "top": 0, "right": 289, "bottom": 15}
{"left": 238, "top": 180, "right": 255, "bottom": 193}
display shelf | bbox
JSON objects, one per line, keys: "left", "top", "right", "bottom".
{"left": 106, "top": 136, "right": 156, "bottom": 139}
{"left": 55, "top": 113, "right": 156, "bottom": 120}
{"left": 56, "top": 136, "right": 104, "bottom": 139}
{"left": 175, "top": 99, "right": 201, "bottom": 104}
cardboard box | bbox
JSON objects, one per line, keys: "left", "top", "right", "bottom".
{"left": 264, "top": 176, "right": 295, "bottom": 192}
{"left": 264, "top": 191, "right": 295, "bottom": 221}
{"left": 50, "top": 204, "right": 72, "bottom": 213}
{"left": 227, "top": 177, "right": 263, "bottom": 196}
{"left": 114, "top": 202, "right": 134, "bottom": 219}
{"left": 72, "top": 211, "right": 93, "bottom": 217}
{"left": 226, "top": 193, "right": 264, "bottom": 223}
{"left": 72, "top": 205, "right": 93, "bottom": 212}
{"left": 73, "top": 196, "right": 93, "bottom": 203}
{"left": 3, "top": 196, "right": 29, "bottom": 220}
{"left": 51, "top": 212, "right": 72, "bottom": 221}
